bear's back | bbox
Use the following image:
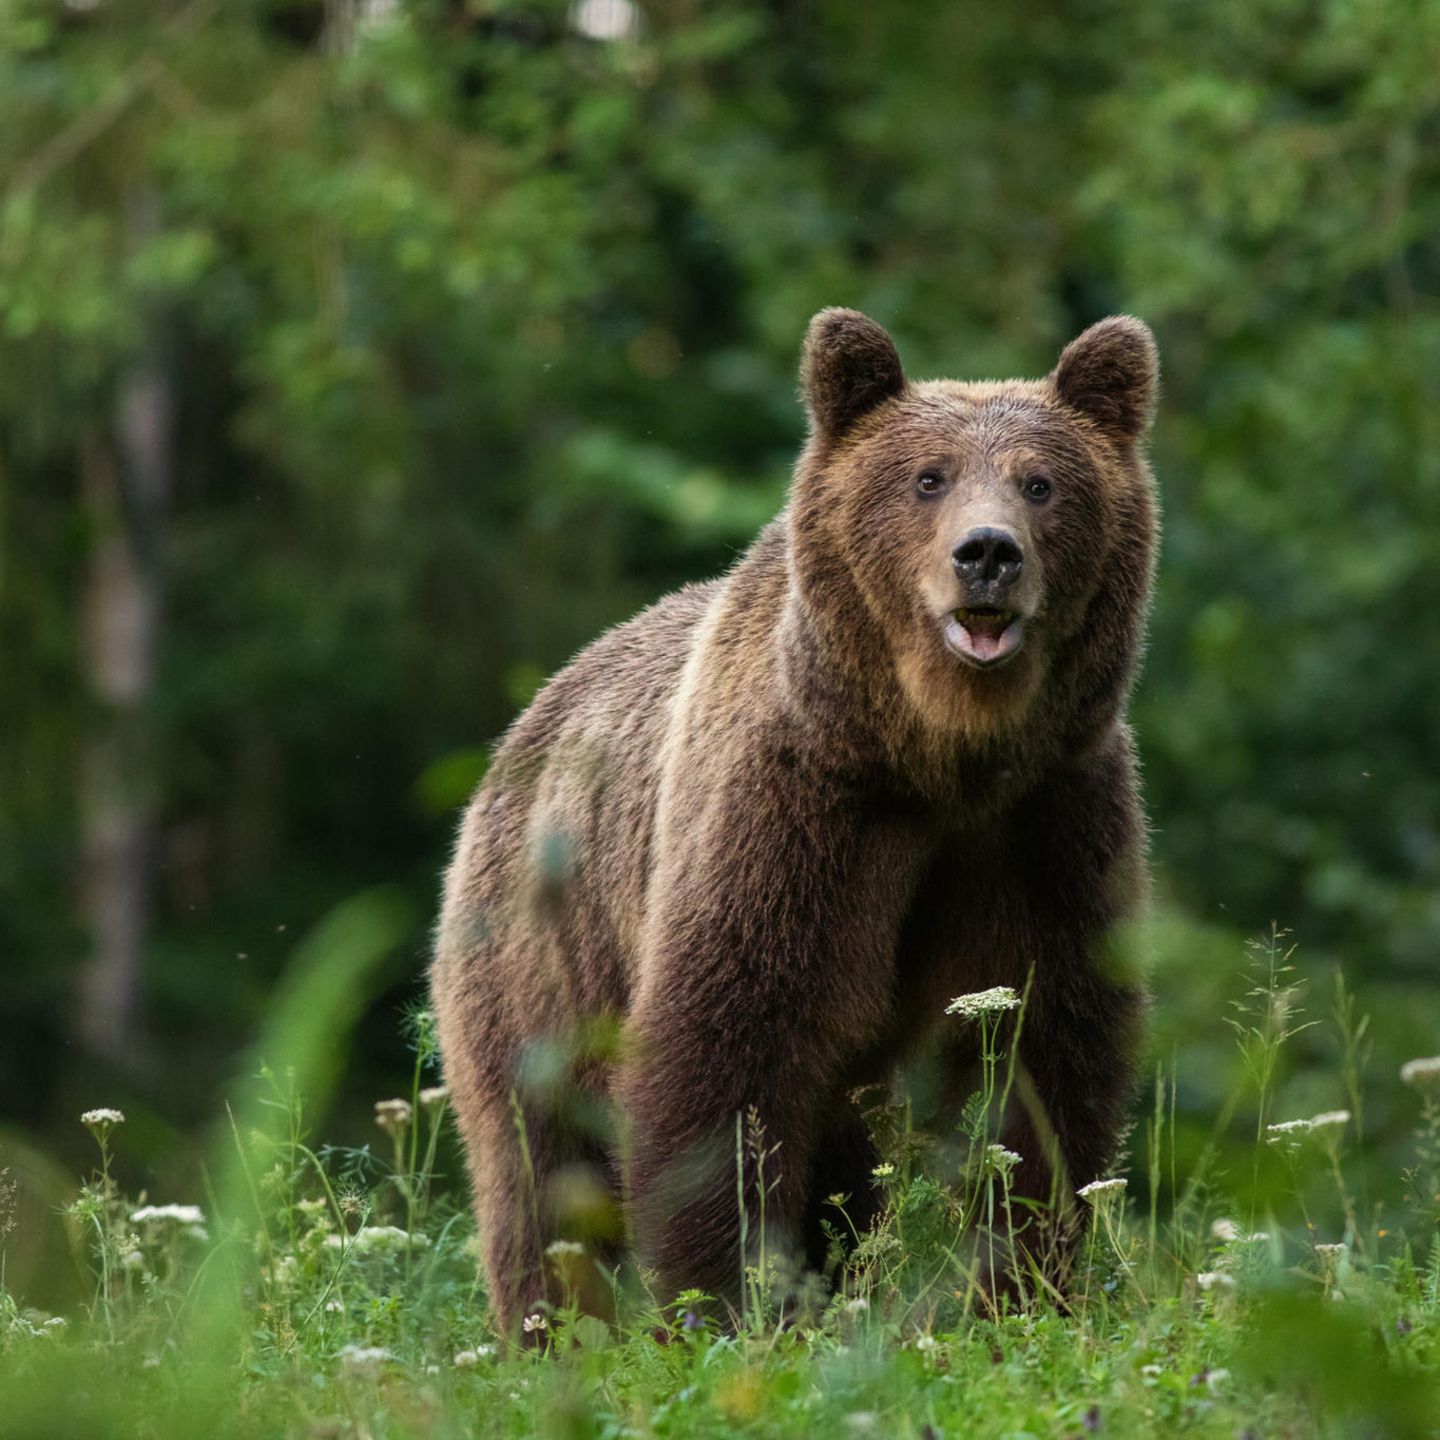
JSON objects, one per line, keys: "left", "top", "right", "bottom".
{"left": 436, "top": 575, "right": 726, "bottom": 1025}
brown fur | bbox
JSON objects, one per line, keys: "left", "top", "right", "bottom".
{"left": 432, "top": 309, "right": 1160, "bottom": 1333}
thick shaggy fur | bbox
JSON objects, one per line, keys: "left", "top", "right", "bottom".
{"left": 433, "top": 310, "right": 1161, "bottom": 1332}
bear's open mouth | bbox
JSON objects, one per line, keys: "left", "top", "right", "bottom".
{"left": 943, "top": 606, "right": 1026, "bottom": 668}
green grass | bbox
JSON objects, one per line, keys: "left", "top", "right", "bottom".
{"left": 4, "top": 942, "right": 1440, "bottom": 1439}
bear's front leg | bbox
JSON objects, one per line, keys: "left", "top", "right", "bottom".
{"left": 1007, "top": 960, "right": 1146, "bottom": 1271}
{"left": 993, "top": 736, "right": 1149, "bottom": 1289}
{"left": 618, "top": 780, "right": 922, "bottom": 1317}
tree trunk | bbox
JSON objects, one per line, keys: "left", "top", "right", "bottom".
{"left": 76, "top": 206, "right": 173, "bottom": 1061}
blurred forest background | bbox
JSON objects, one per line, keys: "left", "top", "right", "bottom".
{"left": 2, "top": 0, "right": 1438, "bottom": 1297}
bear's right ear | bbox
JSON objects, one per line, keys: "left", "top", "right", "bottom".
{"left": 801, "top": 308, "right": 905, "bottom": 439}
{"left": 1051, "top": 315, "right": 1159, "bottom": 442}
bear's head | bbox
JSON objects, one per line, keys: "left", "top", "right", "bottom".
{"left": 790, "top": 308, "right": 1159, "bottom": 751}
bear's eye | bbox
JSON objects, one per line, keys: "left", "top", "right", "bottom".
{"left": 1022, "top": 475, "right": 1052, "bottom": 502}
{"left": 916, "top": 471, "right": 947, "bottom": 497}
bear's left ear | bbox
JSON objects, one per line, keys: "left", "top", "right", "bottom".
{"left": 1051, "top": 316, "right": 1158, "bottom": 442}
{"left": 801, "top": 308, "right": 906, "bottom": 439}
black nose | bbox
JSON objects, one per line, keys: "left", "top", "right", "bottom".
{"left": 952, "top": 527, "right": 1023, "bottom": 586}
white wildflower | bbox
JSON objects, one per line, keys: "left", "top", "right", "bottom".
{"left": 1265, "top": 1119, "right": 1311, "bottom": 1150}
{"left": 121, "top": 1250, "right": 145, "bottom": 1272}
{"left": 424, "top": 1364, "right": 440, "bottom": 1376}
{"left": 945, "top": 987, "right": 1021, "bottom": 1020}
{"left": 355, "top": 1224, "right": 428, "bottom": 1252}
{"left": 338, "top": 1344, "right": 393, "bottom": 1372}
{"left": 545, "top": 1239, "right": 584, "bottom": 1259}
{"left": 1214, "top": 1223, "right": 1271, "bottom": 1247}
{"left": 843, "top": 1296, "right": 869, "bottom": 1316}
{"left": 1307, "top": 1111, "right": 1350, "bottom": 1156}
{"left": 914, "top": 1333, "right": 939, "bottom": 1352}
{"left": 81, "top": 1108, "right": 125, "bottom": 1130}
{"left": 453, "top": 1349, "right": 481, "bottom": 1368}
{"left": 1315, "top": 1243, "right": 1346, "bottom": 1260}
{"left": 1196, "top": 1271, "right": 1236, "bottom": 1291}
{"left": 1140, "top": 1363, "right": 1163, "bottom": 1378}
{"left": 323, "top": 1224, "right": 429, "bottom": 1254}
{"left": 1400, "top": 1056, "right": 1440, "bottom": 1097}
{"left": 871, "top": 1163, "right": 895, "bottom": 1179}
{"left": 1307, "top": 1110, "right": 1350, "bottom": 1141}
{"left": 987, "top": 1145, "right": 1022, "bottom": 1174}
{"left": 522, "top": 1313, "right": 548, "bottom": 1334}
{"left": 374, "top": 1098, "right": 413, "bottom": 1134}
{"left": 1077, "top": 1177, "right": 1127, "bottom": 1205}
{"left": 1206, "top": 1368, "right": 1231, "bottom": 1392}
{"left": 131, "top": 1204, "right": 206, "bottom": 1227}
{"left": 419, "top": 1085, "right": 449, "bottom": 1109}
{"left": 325, "top": 1299, "right": 345, "bottom": 1313}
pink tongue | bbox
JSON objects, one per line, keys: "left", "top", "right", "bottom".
{"left": 964, "top": 622, "right": 1008, "bottom": 661}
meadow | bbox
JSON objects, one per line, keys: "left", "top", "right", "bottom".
{"left": 4, "top": 927, "right": 1438, "bottom": 1440}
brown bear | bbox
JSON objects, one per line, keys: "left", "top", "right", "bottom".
{"left": 432, "top": 308, "right": 1159, "bottom": 1333}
